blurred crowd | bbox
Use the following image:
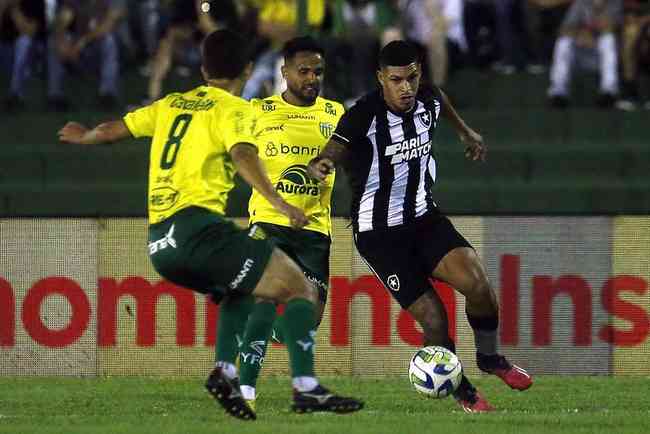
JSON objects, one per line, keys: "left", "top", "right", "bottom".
{"left": 1, "top": 0, "right": 649, "bottom": 112}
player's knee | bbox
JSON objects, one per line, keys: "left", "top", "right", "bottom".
{"left": 273, "top": 250, "right": 318, "bottom": 304}
{"left": 286, "top": 276, "right": 318, "bottom": 304}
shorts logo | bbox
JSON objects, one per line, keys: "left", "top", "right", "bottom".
{"left": 248, "top": 225, "right": 267, "bottom": 240}
{"left": 306, "top": 274, "right": 327, "bottom": 293}
{"left": 249, "top": 340, "right": 266, "bottom": 356}
{"left": 387, "top": 274, "right": 400, "bottom": 291}
{"left": 230, "top": 258, "right": 254, "bottom": 290}
{"left": 148, "top": 224, "right": 177, "bottom": 255}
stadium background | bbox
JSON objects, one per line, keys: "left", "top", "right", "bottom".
{"left": 1, "top": 0, "right": 650, "bottom": 379}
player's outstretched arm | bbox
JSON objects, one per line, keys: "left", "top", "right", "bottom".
{"left": 58, "top": 120, "right": 133, "bottom": 145}
{"left": 439, "top": 89, "right": 487, "bottom": 162}
{"left": 307, "top": 138, "right": 348, "bottom": 182}
{"left": 230, "top": 142, "right": 308, "bottom": 229}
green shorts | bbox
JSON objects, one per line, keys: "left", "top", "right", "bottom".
{"left": 148, "top": 207, "right": 274, "bottom": 298}
{"left": 252, "top": 222, "right": 331, "bottom": 303}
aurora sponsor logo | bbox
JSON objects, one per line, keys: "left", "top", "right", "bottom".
{"left": 276, "top": 165, "right": 319, "bottom": 196}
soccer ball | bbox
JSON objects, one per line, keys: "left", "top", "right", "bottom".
{"left": 408, "top": 346, "right": 463, "bottom": 398}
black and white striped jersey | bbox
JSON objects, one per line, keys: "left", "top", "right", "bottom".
{"left": 332, "top": 87, "right": 443, "bottom": 233}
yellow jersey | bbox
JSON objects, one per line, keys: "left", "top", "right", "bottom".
{"left": 123, "top": 85, "right": 256, "bottom": 224}
{"left": 248, "top": 94, "right": 344, "bottom": 236}
{"left": 255, "top": 0, "right": 325, "bottom": 27}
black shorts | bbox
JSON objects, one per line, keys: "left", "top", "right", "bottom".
{"left": 148, "top": 207, "right": 274, "bottom": 298}
{"left": 252, "top": 222, "right": 331, "bottom": 304}
{"left": 353, "top": 213, "right": 473, "bottom": 309}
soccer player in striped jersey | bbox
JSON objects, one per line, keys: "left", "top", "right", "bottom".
{"left": 58, "top": 29, "right": 362, "bottom": 420}
{"left": 308, "top": 40, "right": 533, "bottom": 413}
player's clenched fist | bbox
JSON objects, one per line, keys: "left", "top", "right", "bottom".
{"left": 58, "top": 122, "right": 90, "bottom": 144}
{"left": 277, "top": 202, "right": 309, "bottom": 229}
{"left": 308, "top": 157, "right": 335, "bottom": 182}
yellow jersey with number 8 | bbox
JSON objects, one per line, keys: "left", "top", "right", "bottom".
{"left": 123, "top": 85, "right": 256, "bottom": 224}
{"left": 248, "top": 95, "right": 344, "bottom": 236}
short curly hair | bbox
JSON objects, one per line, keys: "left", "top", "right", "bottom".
{"left": 202, "top": 29, "right": 252, "bottom": 79}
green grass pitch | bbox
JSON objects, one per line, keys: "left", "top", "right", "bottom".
{"left": 1, "top": 376, "right": 649, "bottom": 434}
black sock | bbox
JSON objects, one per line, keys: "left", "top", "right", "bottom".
{"left": 467, "top": 313, "right": 498, "bottom": 356}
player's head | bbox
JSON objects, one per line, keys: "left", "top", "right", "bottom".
{"left": 281, "top": 36, "right": 325, "bottom": 104}
{"left": 377, "top": 40, "right": 422, "bottom": 113}
{"left": 201, "top": 29, "right": 252, "bottom": 84}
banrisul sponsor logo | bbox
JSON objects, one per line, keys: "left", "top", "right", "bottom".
{"left": 264, "top": 141, "right": 319, "bottom": 157}
{"left": 276, "top": 165, "right": 319, "bottom": 196}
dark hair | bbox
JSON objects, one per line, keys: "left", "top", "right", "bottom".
{"left": 282, "top": 36, "right": 325, "bottom": 62}
{"left": 378, "top": 40, "right": 420, "bottom": 68}
{"left": 202, "top": 29, "right": 252, "bottom": 79}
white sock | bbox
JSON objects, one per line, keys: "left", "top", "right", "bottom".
{"left": 240, "top": 385, "right": 256, "bottom": 401}
{"left": 215, "top": 361, "right": 237, "bottom": 380}
{"left": 548, "top": 36, "right": 574, "bottom": 96}
{"left": 292, "top": 376, "right": 319, "bottom": 392}
{"left": 598, "top": 33, "right": 619, "bottom": 94}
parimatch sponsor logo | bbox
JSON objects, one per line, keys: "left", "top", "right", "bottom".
{"left": 276, "top": 165, "right": 319, "bottom": 196}
{"left": 384, "top": 135, "right": 431, "bottom": 165}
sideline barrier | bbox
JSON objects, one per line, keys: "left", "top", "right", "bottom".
{"left": 1, "top": 217, "right": 649, "bottom": 376}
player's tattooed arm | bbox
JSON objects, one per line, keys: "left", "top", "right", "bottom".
{"left": 231, "top": 142, "right": 308, "bottom": 229}
{"left": 307, "top": 138, "right": 348, "bottom": 182}
{"left": 58, "top": 120, "right": 133, "bottom": 145}
{"left": 439, "top": 89, "right": 487, "bottom": 162}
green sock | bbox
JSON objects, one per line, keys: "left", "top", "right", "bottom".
{"left": 239, "top": 301, "right": 277, "bottom": 387}
{"left": 215, "top": 294, "right": 254, "bottom": 364}
{"left": 270, "top": 315, "right": 285, "bottom": 344}
{"left": 283, "top": 298, "right": 316, "bottom": 377}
